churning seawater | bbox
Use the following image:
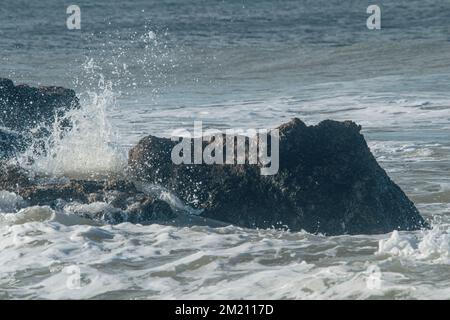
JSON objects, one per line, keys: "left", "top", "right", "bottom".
{"left": 0, "top": 0, "right": 449, "bottom": 299}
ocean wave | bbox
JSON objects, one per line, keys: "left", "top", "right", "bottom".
{"left": 378, "top": 227, "right": 449, "bottom": 264}
{"left": 0, "top": 217, "right": 449, "bottom": 299}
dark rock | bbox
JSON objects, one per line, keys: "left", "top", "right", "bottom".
{"left": 13, "top": 177, "right": 178, "bottom": 225}
{"left": 0, "top": 162, "right": 31, "bottom": 191}
{"left": 19, "top": 181, "right": 95, "bottom": 206}
{"left": 126, "top": 196, "right": 177, "bottom": 223}
{"left": 128, "top": 118, "right": 428, "bottom": 235}
{"left": 0, "top": 78, "right": 79, "bottom": 159}
{"left": 17, "top": 179, "right": 132, "bottom": 208}
{"left": 0, "top": 78, "right": 79, "bottom": 132}
{"left": 0, "top": 128, "right": 23, "bottom": 159}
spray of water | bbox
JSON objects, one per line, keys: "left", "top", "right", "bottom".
{"left": 17, "top": 59, "right": 126, "bottom": 180}
{"left": 14, "top": 28, "right": 177, "bottom": 180}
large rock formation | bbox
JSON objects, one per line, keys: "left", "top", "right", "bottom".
{"left": 0, "top": 78, "right": 79, "bottom": 158}
{"left": 0, "top": 78, "right": 429, "bottom": 235}
{"left": 128, "top": 118, "right": 428, "bottom": 235}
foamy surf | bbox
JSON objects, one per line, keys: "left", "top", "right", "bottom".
{"left": 0, "top": 209, "right": 448, "bottom": 299}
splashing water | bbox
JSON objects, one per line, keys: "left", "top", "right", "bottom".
{"left": 17, "top": 60, "right": 126, "bottom": 180}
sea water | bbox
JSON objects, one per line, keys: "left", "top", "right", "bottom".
{"left": 0, "top": 0, "right": 449, "bottom": 299}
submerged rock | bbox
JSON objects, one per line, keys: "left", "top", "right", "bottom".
{"left": 128, "top": 118, "right": 428, "bottom": 235}
{"left": 13, "top": 177, "right": 177, "bottom": 225}
{"left": 0, "top": 78, "right": 79, "bottom": 158}
{"left": 0, "top": 161, "right": 227, "bottom": 227}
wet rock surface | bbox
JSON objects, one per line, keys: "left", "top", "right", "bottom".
{"left": 0, "top": 160, "right": 178, "bottom": 225}
{"left": 0, "top": 128, "right": 22, "bottom": 159}
{"left": 0, "top": 161, "right": 31, "bottom": 191}
{"left": 0, "top": 78, "right": 79, "bottom": 159}
{"left": 128, "top": 118, "right": 428, "bottom": 235}
{"left": 14, "top": 177, "right": 176, "bottom": 225}
{"left": 0, "top": 172, "right": 177, "bottom": 224}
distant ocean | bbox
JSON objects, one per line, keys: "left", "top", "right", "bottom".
{"left": 0, "top": 0, "right": 449, "bottom": 299}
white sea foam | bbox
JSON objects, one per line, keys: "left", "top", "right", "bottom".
{"left": 0, "top": 214, "right": 449, "bottom": 299}
{"left": 0, "top": 191, "right": 25, "bottom": 213}
{"left": 5, "top": 206, "right": 55, "bottom": 225}
{"left": 378, "top": 227, "right": 450, "bottom": 263}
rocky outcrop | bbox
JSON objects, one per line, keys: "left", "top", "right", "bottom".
{"left": 0, "top": 78, "right": 79, "bottom": 158}
{"left": 0, "top": 77, "right": 429, "bottom": 235}
{"left": 0, "top": 164, "right": 177, "bottom": 225}
{"left": 0, "top": 160, "right": 236, "bottom": 227}
{"left": 128, "top": 118, "right": 428, "bottom": 235}
{"left": 18, "top": 179, "right": 176, "bottom": 224}
{"left": 0, "top": 78, "right": 79, "bottom": 131}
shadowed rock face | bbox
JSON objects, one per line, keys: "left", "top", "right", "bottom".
{"left": 128, "top": 118, "right": 428, "bottom": 235}
{"left": 0, "top": 78, "right": 79, "bottom": 158}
